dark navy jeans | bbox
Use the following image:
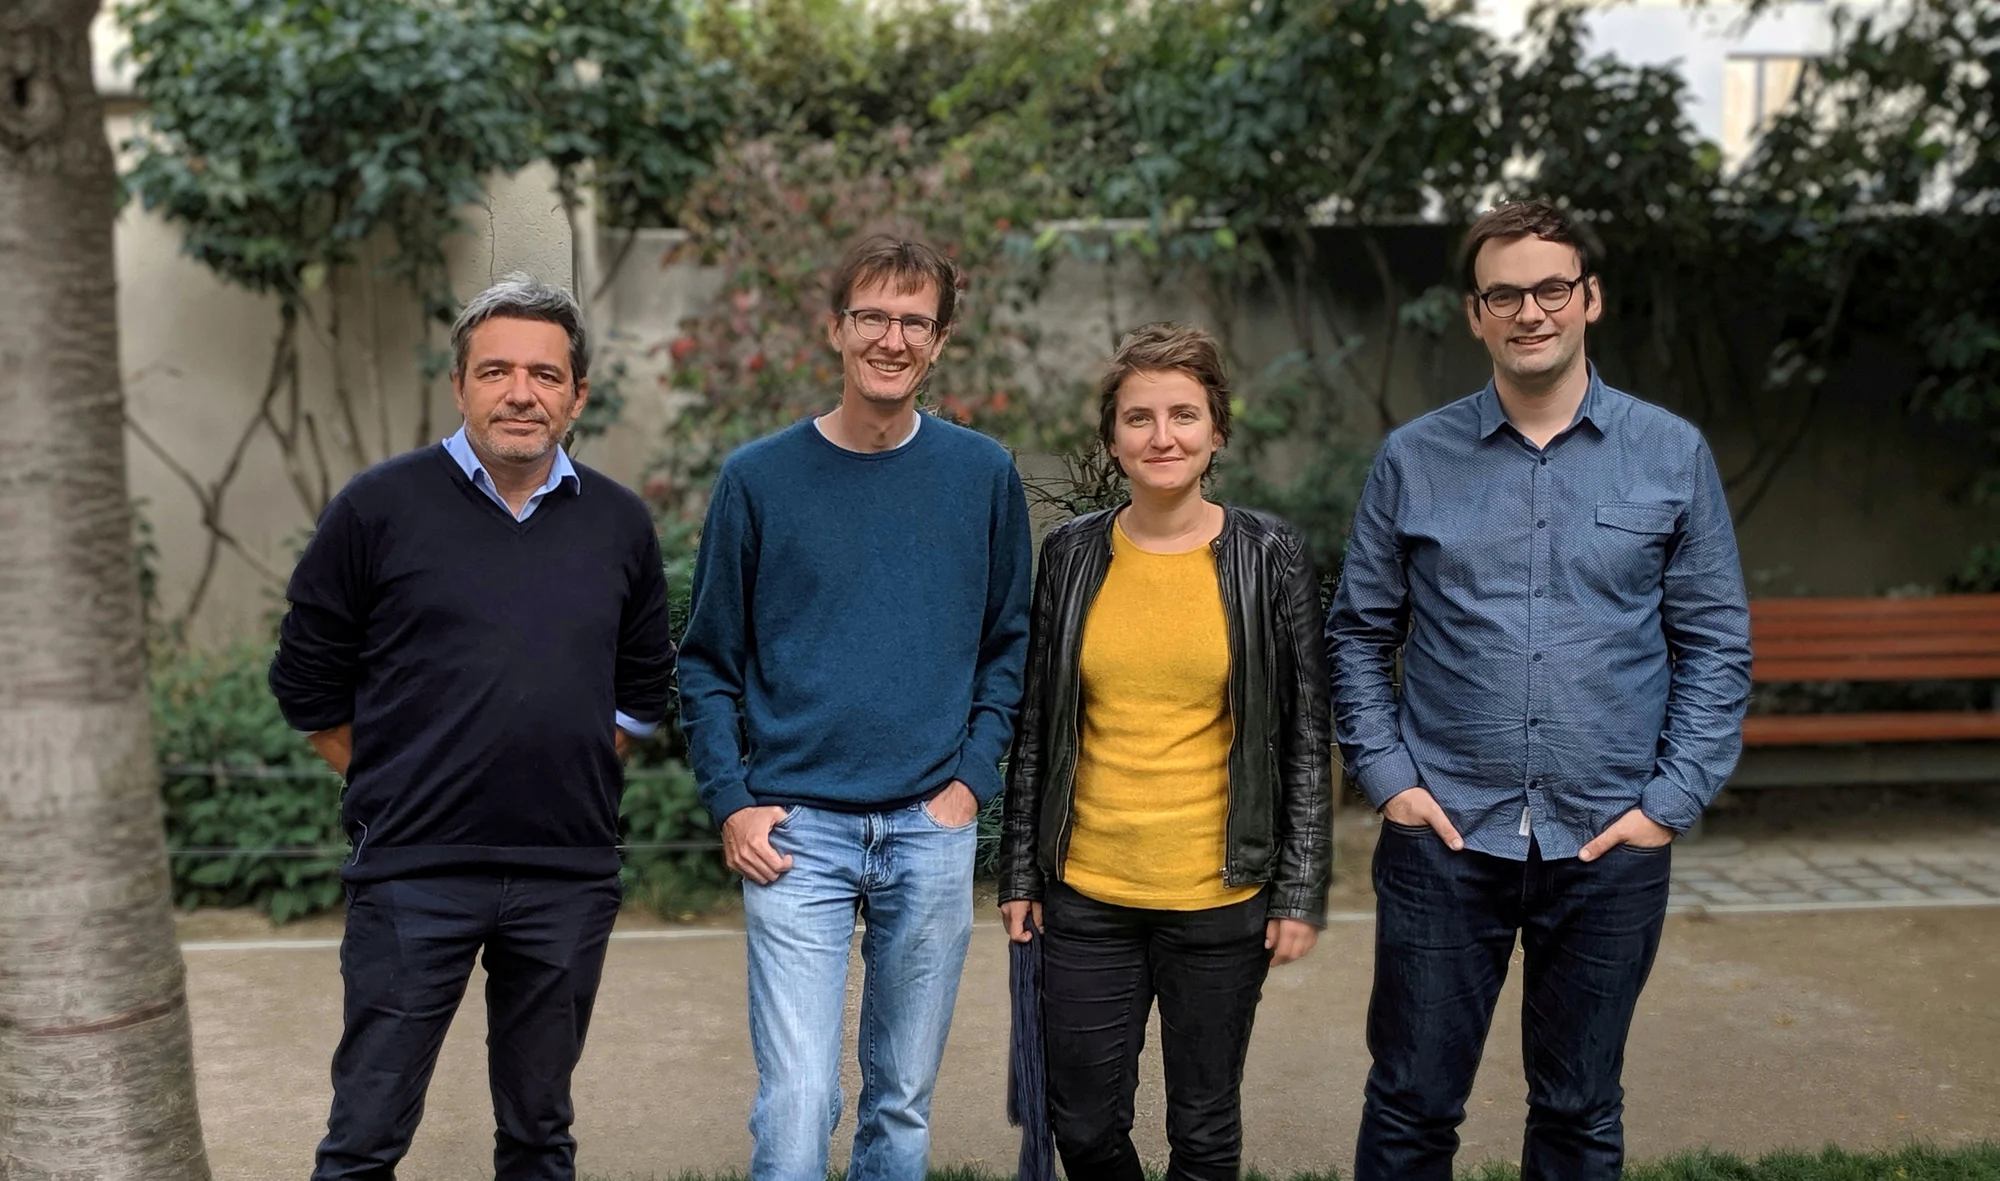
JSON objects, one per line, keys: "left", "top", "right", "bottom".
{"left": 312, "top": 873, "right": 622, "bottom": 1181}
{"left": 1354, "top": 823, "right": 1671, "bottom": 1181}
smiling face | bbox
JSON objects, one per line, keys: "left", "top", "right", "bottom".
{"left": 1108, "top": 369, "right": 1222, "bottom": 496}
{"left": 1465, "top": 233, "right": 1602, "bottom": 390}
{"left": 452, "top": 317, "right": 588, "bottom": 466}
{"left": 825, "top": 275, "right": 948, "bottom": 407}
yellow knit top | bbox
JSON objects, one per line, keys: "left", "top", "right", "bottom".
{"left": 1061, "top": 517, "right": 1260, "bottom": 910}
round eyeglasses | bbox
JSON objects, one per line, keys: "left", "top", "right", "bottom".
{"left": 1476, "top": 275, "right": 1587, "bottom": 319}
{"left": 842, "top": 308, "right": 941, "bottom": 347}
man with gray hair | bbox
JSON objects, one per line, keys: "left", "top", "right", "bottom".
{"left": 269, "top": 273, "right": 676, "bottom": 1180}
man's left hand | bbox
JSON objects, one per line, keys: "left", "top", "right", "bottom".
{"left": 614, "top": 730, "right": 634, "bottom": 761}
{"left": 924, "top": 780, "right": 979, "bottom": 827}
{"left": 1578, "top": 808, "right": 1676, "bottom": 862}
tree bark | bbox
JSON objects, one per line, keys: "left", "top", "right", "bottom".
{"left": 0, "top": 2, "right": 214, "bottom": 1177}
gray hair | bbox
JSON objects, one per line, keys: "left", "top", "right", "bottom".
{"left": 450, "top": 272, "right": 589, "bottom": 383}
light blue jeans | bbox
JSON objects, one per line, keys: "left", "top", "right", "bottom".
{"left": 743, "top": 800, "right": 977, "bottom": 1181}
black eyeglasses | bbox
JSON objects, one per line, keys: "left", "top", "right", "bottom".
{"left": 1475, "top": 275, "right": 1587, "bottom": 319}
{"left": 843, "top": 308, "right": 941, "bottom": 347}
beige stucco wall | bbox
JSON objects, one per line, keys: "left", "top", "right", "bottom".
{"left": 113, "top": 100, "right": 579, "bottom": 645}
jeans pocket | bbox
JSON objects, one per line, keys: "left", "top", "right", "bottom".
{"left": 1384, "top": 820, "right": 1436, "bottom": 836}
{"left": 1619, "top": 840, "right": 1673, "bottom": 855}
{"left": 771, "top": 804, "right": 806, "bottom": 830}
{"left": 917, "top": 799, "right": 978, "bottom": 832}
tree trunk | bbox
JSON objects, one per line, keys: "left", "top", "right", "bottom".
{"left": 0, "top": 2, "right": 213, "bottom": 1177}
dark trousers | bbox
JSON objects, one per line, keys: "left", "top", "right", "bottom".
{"left": 1041, "top": 881, "right": 1272, "bottom": 1181}
{"left": 312, "top": 873, "right": 623, "bottom": 1181}
{"left": 1354, "top": 824, "right": 1671, "bottom": 1181}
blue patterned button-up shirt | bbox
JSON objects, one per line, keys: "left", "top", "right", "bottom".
{"left": 1326, "top": 370, "right": 1753, "bottom": 860}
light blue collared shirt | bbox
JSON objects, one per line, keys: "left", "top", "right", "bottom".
{"left": 1326, "top": 369, "right": 1752, "bottom": 857}
{"left": 442, "top": 425, "right": 579, "bottom": 522}
{"left": 442, "top": 426, "right": 656, "bottom": 739}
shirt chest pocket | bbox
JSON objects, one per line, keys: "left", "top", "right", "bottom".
{"left": 1587, "top": 501, "right": 1678, "bottom": 598}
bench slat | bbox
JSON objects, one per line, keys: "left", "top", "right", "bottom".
{"left": 1744, "top": 712, "right": 2000, "bottom": 745}
{"left": 1750, "top": 594, "right": 2000, "bottom": 621}
{"left": 1753, "top": 617, "right": 2000, "bottom": 641}
{"left": 1753, "top": 655, "right": 2000, "bottom": 682}
{"left": 1755, "top": 634, "right": 2000, "bottom": 660}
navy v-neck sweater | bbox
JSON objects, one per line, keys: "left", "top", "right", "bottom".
{"left": 269, "top": 444, "right": 676, "bottom": 882}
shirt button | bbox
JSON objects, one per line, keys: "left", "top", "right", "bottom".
{"left": 1534, "top": 587, "right": 1546, "bottom": 598}
{"left": 1532, "top": 652, "right": 1544, "bottom": 661}
{"left": 1539, "top": 457, "right": 1549, "bottom": 466}
{"left": 1536, "top": 519, "right": 1547, "bottom": 528}
{"left": 1529, "top": 718, "right": 1540, "bottom": 727}
{"left": 1531, "top": 779, "right": 1542, "bottom": 789}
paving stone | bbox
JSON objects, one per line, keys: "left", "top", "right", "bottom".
{"left": 1762, "top": 891, "right": 1812, "bottom": 903}
{"left": 1816, "top": 888, "right": 1868, "bottom": 902}
{"left": 1932, "top": 887, "right": 1992, "bottom": 900}
{"left": 1872, "top": 887, "right": 1929, "bottom": 901}
{"left": 1851, "top": 877, "right": 1903, "bottom": 889}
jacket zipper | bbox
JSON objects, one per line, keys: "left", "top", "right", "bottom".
{"left": 1053, "top": 541, "right": 1110, "bottom": 879}
{"left": 1212, "top": 522, "right": 1243, "bottom": 887}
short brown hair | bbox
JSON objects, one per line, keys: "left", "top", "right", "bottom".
{"left": 1097, "top": 322, "right": 1234, "bottom": 478}
{"left": 828, "top": 234, "right": 961, "bottom": 330}
{"left": 1459, "top": 199, "right": 1604, "bottom": 299}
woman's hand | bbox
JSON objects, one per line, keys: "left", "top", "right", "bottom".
{"left": 1000, "top": 900, "right": 1044, "bottom": 944}
{"left": 1265, "top": 918, "right": 1318, "bottom": 966}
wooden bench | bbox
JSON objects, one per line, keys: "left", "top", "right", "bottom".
{"left": 1729, "top": 594, "right": 2000, "bottom": 787}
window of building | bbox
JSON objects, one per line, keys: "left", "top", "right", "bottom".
{"left": 1723, "top": 54, "right": 1809, "bottom": 163}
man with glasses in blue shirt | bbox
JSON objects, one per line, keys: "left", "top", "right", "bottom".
{"left": 1328, "top": 200, "right": 1753, "bottom": 1181}
{"left": 676, "top": 236, "right": 1032, "bottom": 1181}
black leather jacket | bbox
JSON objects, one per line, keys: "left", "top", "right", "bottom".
{"left": 997, "top": 505, "right": 1334, "bottom": 926}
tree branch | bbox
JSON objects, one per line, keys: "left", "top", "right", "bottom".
{"left": 323, "top": 266, "right": 370, "bottom": 470}
{"left": 591, "top": 223, "right": 643, "bottom": 305}
{"left": 1361, "top": 230, "right": 1403, "bottom": 433}
{"left": 362, "top": 243, "right": 394, "bottom": 460}
{"left": 1732, "top": 255, "right": 1858, "bottom": 527}
{"left": 122, "top": 308, "right": 301, "bottom": 625}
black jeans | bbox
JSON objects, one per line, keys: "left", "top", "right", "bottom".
{"left": 1354, "top": 825, "right": 1671, "bottom": 1181}
{"left": 1041, "top": 881, "right": 1272, "bottom": 1181}
{"left": 312, "top": 873, "right": 623, "bottom": 1181}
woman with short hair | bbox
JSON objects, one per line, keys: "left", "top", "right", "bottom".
{"left": 998, "top": 321, "right": 1334, "bottom": 1181}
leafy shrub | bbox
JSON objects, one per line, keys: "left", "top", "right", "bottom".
{"left": 149, "top": 641, "right": 727, "bottom": 923}
{"left": 152, "top": 642, "right": 348, "bottom": 923}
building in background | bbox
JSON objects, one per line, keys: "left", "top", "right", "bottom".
{"left": 1469, "top": 0, "right": 1873, "bottom": 165}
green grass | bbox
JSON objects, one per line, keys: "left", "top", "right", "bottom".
{"left": 588, "top": 1144, "right": 2000, "bottom": 1181}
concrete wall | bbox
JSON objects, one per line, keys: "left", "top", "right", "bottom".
{"left": 113, "top": 101, "right": 578, "bottom": 644}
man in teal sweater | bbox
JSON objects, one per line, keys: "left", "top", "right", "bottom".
{"left": 676, "top": 236, "right": 1032, "bottom": 1181}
